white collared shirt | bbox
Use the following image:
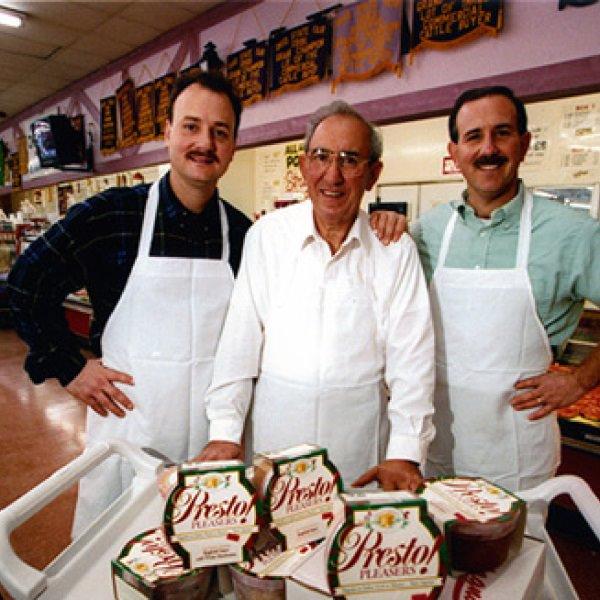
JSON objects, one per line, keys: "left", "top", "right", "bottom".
{"left": 206, "top": 200, "right": 435, "bottom": 464}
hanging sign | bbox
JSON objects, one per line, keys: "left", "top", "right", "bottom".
{"left": 411, "top": 0, "right": 503, "bottom": 54}
{"left": 9, "top": 153, "right": 21, "bottom": 189}
{"left": 226, "top": 40, "right": 268, "bottom": 107}
{"left": 269, "top": 18, "right": 332, "bottom": 96}
{"left": 0, "top": 141, "right": 4, "bottom": 186}
{"left": 115, "top": 78, "right": 137, "bottom": 148}
{"left": 135, "top": 81, "right": 156, "bottom": 144}
{"left": 332, "top": 0, "right": 403, "bottom": 91}
{"left": 154, "top": 72, "right": 176, "bottom": 137}
{"left": 100, "top": 96, "right": 118, "bottom": 155}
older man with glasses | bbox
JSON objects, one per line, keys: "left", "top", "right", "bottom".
{"left": 196, "top": 101, "right": 435, "bottom": 491}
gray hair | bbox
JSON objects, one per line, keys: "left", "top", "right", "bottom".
{"left": 304, "top": 100, "right": 383, "bottom": 162}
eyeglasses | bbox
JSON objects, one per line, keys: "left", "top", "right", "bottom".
{"left": 306, "top": 148, "right": 371, "bottom": 177}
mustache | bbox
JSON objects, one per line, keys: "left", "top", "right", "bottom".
{"left": 474, "top": 154, "right": 507, "bottom": 167}
{"left": 187, "top": 149, "right": 219, "bottom": 162}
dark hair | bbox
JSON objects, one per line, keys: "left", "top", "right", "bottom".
{"left": 448, "top": 86, "right": 528, "bottom": 143}
{"left": 168, "top": 69, "right": 242, "bottom": 138}
{"left": 305, "top": 100, "right": 383, "bottom": 162}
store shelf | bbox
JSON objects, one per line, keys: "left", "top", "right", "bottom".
{"left": 559, "top": 417, "right": 600, "bottom": 456}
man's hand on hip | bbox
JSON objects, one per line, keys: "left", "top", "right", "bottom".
{"left": 368, "top": 211, "right": 407, "bottom": 245}
{"left": 65, "top": 358, "right": 134, "bottom": 417}
{"left": 512, "top": 370, "right": 585, "bottom": 421}
{"left": 352, "top": 459, "right": 423, "bottom": 492}
{"left": 195, "top": 440, "right": 243, "bottom": 462}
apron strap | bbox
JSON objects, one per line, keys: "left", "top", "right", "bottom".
{"left": 218, "top": 199, "right": 230, "bottom": 263}
{"left": 137, "top": 180, "right": 161, "bottom": 258}
{"left": 437, "top": 209, "right": 459, "bottom": 268}
{"left": 516, "top": 192, "right": 533, "bottom": 269}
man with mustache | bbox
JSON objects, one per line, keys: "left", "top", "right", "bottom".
{"left": 8, "top": 71, "right": 404, "bottom": 534}
{"left": 8, "top": 71, "right": 250, "bottom": 535}
{"left": 412, "top": 86, "right": 600, "bottom": 492}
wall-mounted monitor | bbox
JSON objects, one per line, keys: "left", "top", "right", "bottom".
{"left": 30, "top": 115, "right": 86, "bottom": 169}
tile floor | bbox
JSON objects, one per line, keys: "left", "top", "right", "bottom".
{"left": 0, "top": 328, "right": 598, "bottom": 599}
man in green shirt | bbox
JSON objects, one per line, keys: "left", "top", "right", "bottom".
{"left": 411, "top": 85, "right": 600, "bottom": 492}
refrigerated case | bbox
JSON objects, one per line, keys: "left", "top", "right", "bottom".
{"left": 530, "top": 184, "right": 600, "bottom": 220}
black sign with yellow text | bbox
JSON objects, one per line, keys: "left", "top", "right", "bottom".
{"left": 154, "top": 72, "right": 176, "bottom": 137}
{"left": 226, "top": 41, "right": 268, "bottom": 107}
{"left": 412, "top": 0, "right": 503, "bottom": 53}
{"left": 100, "top": 96, "right": 118, "bottom": 155}
{"left": 269, "top": 18, "right": 332, "bottom": 96}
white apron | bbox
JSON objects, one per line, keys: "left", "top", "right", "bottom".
{"left": 425, "top": 193, "right": 560, "bottom": 492}
{"left": 73, "top": 180, "right": 233, "bottom": 536}
{"left": 251, "top": 243, "right": 389, "bottom": 487}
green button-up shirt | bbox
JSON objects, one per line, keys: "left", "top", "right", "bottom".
{"left": 411, "top": 182, "right": 600, "bottom": 349}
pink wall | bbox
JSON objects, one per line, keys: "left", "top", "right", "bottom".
{"left": 2, "top": 0, "right": 599, "bottom": 189}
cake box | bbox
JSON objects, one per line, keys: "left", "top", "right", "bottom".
{"left": 420, "top": 477, "right": 526, "bottom": 573}
{"left": 326, "top": 491, "right": 447, "bottom": 599}
{"left": 163, "top": 460, "right": 259, "bottom": 568}
{"left": 111, "top": 527, "right": 214, "bottom": 599}
{"left": 253, "top": 444, "right": 344, "bottom": 550}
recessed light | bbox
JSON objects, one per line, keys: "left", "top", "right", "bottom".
{"left": 0, "top": 8, "right": 25, "bottom": 28}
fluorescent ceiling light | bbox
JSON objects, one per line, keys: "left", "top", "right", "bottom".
{"left": 0, "top": 8, "right": 24, "bottom": 28}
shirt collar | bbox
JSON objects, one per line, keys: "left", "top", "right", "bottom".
{"left": 161, "top": 171, "right": 220, "bottom": 223}
{"left": 298, "top": 200, "right": 364, "bottom": 252}
{"left": 454, "top": 179, "right": 525, "bottom": 226}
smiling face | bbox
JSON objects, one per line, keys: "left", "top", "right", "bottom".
{"left": 449, "top": 94, "right": 531, "bottom": 215}
{"left": 300, "top": 114, "right": 382, "bottom": 234}
{"left": 164, "top": 83, "right": 236, "bottom": 208}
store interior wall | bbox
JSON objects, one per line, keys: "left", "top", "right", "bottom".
{"left": 8, "top": 91, "right": 600, "bottom": 223}
{"left": 216, "top": 91, "right": 600, "bottom": 220}
{"left": 1, "top": 0, "right": 598, "bottom": 182}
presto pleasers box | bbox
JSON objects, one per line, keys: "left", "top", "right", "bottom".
{"left": 253, "top": 444, "right": 344, "bottom": 551}
{"left": 111, "top": 527, "right": 214, "bottom": 600}
{"left": 163, "top": 460, "right": 259, "bottom": 568}
{"left": 419, "top": 477, "right": 526, "bottom": 574}
{"left": 327, "top": 491, "right": 447, "bottom": 599}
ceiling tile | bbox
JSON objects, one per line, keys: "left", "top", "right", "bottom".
{"left": 0, "top": 52, "right": 44, "bottom": 71}
{"left": 93, "top": 16, "right": 162, "bottom": 47}
{"left": 118, "top": 3, "right": 196, "bottom": 30}
{"left": 38, "top": 59, "right": 94, "bottom": 81}
{"left": 19, "top": 69, "right": 72, "bottom": 92}
{"left": 0, "top": 1, "right": 226, "bottom": 121}
{"left": 13, "top": 19, "right": 80, "bottom": 47}
{"left": 50, "top": 47, "right": 109, "bottom": 72}
{"left": 70, "top": 34, "right": 135, "bottom": 61}
{"left": 0, "top": 35, "right": 58, "bottom": 62}
{"left": 10, "top": 2, "right": 114, "bottom": 32}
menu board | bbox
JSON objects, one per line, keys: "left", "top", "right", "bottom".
{"left": 269, "top": 18, "right": 332, "bottom": 96}
{"left": 135, "top": 81, "right": 156, "bottom": 144}
{"left": 9, "top": 153, "right": 20, "bottom": 189}
{"left": 412, "top": 0, "right": 503, "bottom": 52}
{"left": 100, "top": 96, "right": 118, "bottom": 155}
{"left": 0, "top": 141, "right": 4, "bottom": 186}
{"left": 116, "top": 78, "right": 137, "bottom": 148}
{"left": 226, "top": 41, "right": 268, "bottom": 107}
{"left": 154, "top": 72, "right": 176, "bottom": 137}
